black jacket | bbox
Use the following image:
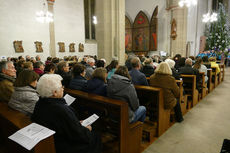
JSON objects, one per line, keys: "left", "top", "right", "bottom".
{"left": 69, "top": 75, "right": 87, "bottom": 91}
{"left": 57, "top": 71, "right": 72, "bottom": 88}
{"left": 179, "top": 64, "right": 200, "bottom": 90}
{"left": 86, "top": 78, "right": 107, "bottom": 96}
{"left": 31, "top": 97, "right": 101, "bottom": 153}
{"left": 141, "top": 65, "right": 155, "bottom": 77}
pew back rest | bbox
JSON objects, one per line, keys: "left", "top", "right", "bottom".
{"left": 180, "top": 74, "right": 196, "bottom": 93}
{"left": 64, "top": 88, "right": 142, "bottom": 153}
{"left": 134, "top": 85, "right": 170, "bottom": 136}
{"left": 0, "top": 103, "right": 55, "bottom": 153}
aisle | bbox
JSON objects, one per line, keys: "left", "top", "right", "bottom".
{"left": 144, "top": 68, "right": 230, "bottom": 153}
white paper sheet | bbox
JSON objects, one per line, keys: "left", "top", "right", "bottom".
{"left": 8, "top": 123, "right": 55, "bottom": 150}
{"left": 81, "top": 114, "right": 99, "bottom": 127}
{"left": 64, "top": 94, "right": 76, "bottom": 106}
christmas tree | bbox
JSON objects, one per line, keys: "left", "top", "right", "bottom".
{"left": 205, "top": 3, "right": 230, "bottom": 55}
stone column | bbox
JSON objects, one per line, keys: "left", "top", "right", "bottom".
{"left": 168, "top": 0, "right": 188, "bottom": 57}
{"left": 47, "top": 0, "right": 56, "bottom": 57}
{"left": 95, "top": 0, "right": 125, "bottom": 64}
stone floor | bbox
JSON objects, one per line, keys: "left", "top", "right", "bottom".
{"left": 144, "top": 67, "right": 230, "bottom": 153}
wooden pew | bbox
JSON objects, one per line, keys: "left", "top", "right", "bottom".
{"left": 64, "top": 88, "right": 143, "bottom": 153}
{"left": 219, "top": 64, "right": 225, "bottom": 82}
{"left": 207, "top": 69, "right": 214, "bottom": 93}
{"left": 176, "top": 80, "right": 187, "bottom": 115}
{"left": 211, "top": 67, "right": 218, "bottom": 87}
{"left": 0, "top": 103, "right": 55, "bottom": 153}
{"left": 147, "top": 78, "right": 187, "bottom": 115}
{"left": 134, "top": 85, "right": 170, "bottom": 139}
{"left": 180, "top": 75, "right": 198, "bottom": 109}
{"left": 199, "top": 72, "right": 207, "bottom": 99}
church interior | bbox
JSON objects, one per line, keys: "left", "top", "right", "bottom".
{"left": 0, "top": 0, "right": 230, "bottom": 153}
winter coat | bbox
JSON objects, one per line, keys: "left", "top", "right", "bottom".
{"left": 69, "top": 75, "right": 87, "bottom": 91}
{"left": 34, "top": 68, "right": 44, "bottom": 76}
{"left": 210, "top": 62, "right": 220, "bottom": 74}
{"left": 8, "top": 86, "right": 39, "bottom": 115}
{"left": 107, "top": 68, "right": 116, "bottom": 80}
{"left": 85, "top": 65, "right": 94, "bottom": 80}
{"left": 179, "top": 64, "right": 200, "bottom": 90}
{"left": 149, "top": 73, "right": 180, "bottom": 109}
{"left": 31, "top": 97, "right": 101, "bottom": 153}
{"left": 129, "top": 69, "right": 148, "bottom": 86}
{"left": 86, "top": 78, "right": 107, "bottom": 96}
{"left": 171, "top": 68, "right": 180, "bottom": 80}
{"left": 0, "top": 73, "right": 15, "bottom": 103}
{"left": 57, "top": 71, "right": 72, "bottom": 88}
{"left": 107, "top": 74, "right": 139, "bottom": 122}
{"left": 141, "top": 64, "right": 155, "bottom": 77}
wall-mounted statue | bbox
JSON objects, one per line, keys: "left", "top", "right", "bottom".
{"left": 79, "top": 43, "right": 84, "bottom": 52}
{"left": 171, "top": 18, "right": 177, "bottom": 40}
{"left": 13, "top": 40, "right": 24, "bottom": 53}
{"left": 34, "top": 41, "right": 43, "bottom": 52}
{"left": 58, "top": 42, "right": 65, "bottom": 52}
{"left": 69, "top": 43, "right": 75, "bottom": 52}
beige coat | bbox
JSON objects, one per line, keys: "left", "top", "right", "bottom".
{"left": 149, "top": 73, "right": 179, "bottom": 109}
{"left": 0, "top": 79, "right": 14, "bottom": 103}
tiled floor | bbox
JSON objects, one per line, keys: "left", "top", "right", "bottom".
{"left": 143, "top": 67, "right": 230, "bottom": 153}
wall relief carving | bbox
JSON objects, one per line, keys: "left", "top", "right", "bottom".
{"left": 13, "top": 41, "right": 24, "bottom": 53}
{"left": 79, "top": 43, "right": 84, "bottom": 52}
{"left": 34, "top": 41, "right": 43, "bottom": 52}
{"left": 69, "top": 43, "right": 75, "bottom": 52}
{"left": 58, "top": 42, "right": 65, "bottom": 52}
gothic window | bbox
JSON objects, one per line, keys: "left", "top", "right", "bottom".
{"left": 84, "top": 0, "right": 96, "bottom": 40}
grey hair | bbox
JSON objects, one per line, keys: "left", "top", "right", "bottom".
{"left": 37, "top": 74, "right": 63, "bottom": 98}
{"left": 87, "top": 58, "right": 95, "bottom": 63}
{"left": 0, "top": 61, "right": 13, "bottom": 73}
{"left": 165, "top": 59, "right": 175, "bottom": 69}
{"left": 185, "top": 58, "right": 192, "bottom": 66}
{"left": 155, "top": 62, "right": 172, "bottom": 75}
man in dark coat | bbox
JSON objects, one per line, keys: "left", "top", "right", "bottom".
{"left": 179, "top": 58, "right": 200, "bottom": 90}
{"left": 129, "top": 57, "right": 148, "bottom": 86}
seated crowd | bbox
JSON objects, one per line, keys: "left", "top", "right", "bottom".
{"left": 0, "top": 53, "right": 222, "bottom": 153}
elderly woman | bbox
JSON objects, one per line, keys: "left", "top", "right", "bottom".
{"left": 107, "top": 66, "right": 146, "bottom": 123}
{"left": 31, "top": 74, "right": 101, "bottom": 153}
{"left": 149, "top": 62, "right": 183, "bottom": 122}
{"left": 8, "top": 70, "right": 39, "bottom": 115}
{"left": 165, "top": 58, "right": 180, "bottom": 80}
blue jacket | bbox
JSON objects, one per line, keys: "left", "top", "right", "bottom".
{"left": 129, "top": 69, "right": 148, "bottom": 86}
{"left": 86, "top": 78, "right": 107, "bottom": 96}
{"left": 69, "top": 75, "right": 87, "bottom": 91}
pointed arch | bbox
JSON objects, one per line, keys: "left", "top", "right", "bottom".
{"left": 150, "top": 6, "right": 158, "bottom": 51}
{"left": 132, "top": 11, "right": 150, "bottom": 51}
{"left": 125, "top": 16, "right": 133, "bottom": 52}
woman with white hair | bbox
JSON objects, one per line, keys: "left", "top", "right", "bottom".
{"left": 165, "top": 58, "right": 180, "bottom": 80}
{"left": 149, "top": 62, "right": 183, "bottom": 122}
{"left": 32, "top": 74, "right": 101, "bottom": 153}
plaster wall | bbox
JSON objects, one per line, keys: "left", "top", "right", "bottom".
{"left": 0, "top": 0, "right": 97, "bottom": 61}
